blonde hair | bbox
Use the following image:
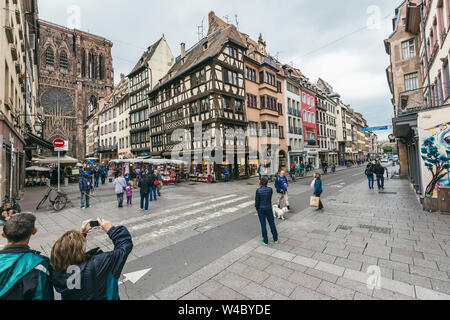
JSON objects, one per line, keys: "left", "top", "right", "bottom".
{"left": 314, "top": 173, "right": 321, "bottom": 179}
{"left": 50, "top": 230, "right": 87, "bottom": 273}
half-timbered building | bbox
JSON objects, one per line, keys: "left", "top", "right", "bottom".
{"left": 148, "top": 25, "right": 249, "bottom": 180}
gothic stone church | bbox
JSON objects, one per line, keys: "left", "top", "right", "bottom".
{"left": 38, "top": 20, "right": 114, "bottom": 159}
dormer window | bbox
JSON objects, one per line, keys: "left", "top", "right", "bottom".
{"left": 203, "top": 41, "right": 208, "bottom": 51}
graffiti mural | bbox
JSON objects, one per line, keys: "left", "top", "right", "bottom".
{"left": 420, "top": 122, "right": 450, "bottom": 197}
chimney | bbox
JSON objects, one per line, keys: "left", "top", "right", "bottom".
{"left": 181, "top": 43, "right": 186, "bottom": 59}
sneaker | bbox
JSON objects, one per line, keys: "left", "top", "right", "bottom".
{"left": 274, "top": 241, "right": 279, "bottom": 244}
{"left": 261, "top": 240, "right": 268, "bottom": 246}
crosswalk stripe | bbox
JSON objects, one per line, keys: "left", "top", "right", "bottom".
{"left": 128, "top": 196, "right": 249, "bottom": 232}
{"left": 114, "top": 194, "right": 237, "bottom": 226}
{"left": 132, "top": 201, "right": 254, "bottom": 246}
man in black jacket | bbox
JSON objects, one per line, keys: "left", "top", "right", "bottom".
{"left": 147, "top": 171, "right": 157, "bottom": 202}
{"left": 138, "top": 173, "right": 150, "bottom": 211}
{"left": 373, "top": 161, "right": 385, "bottom": 190}
{"left": 0, "top": 214, "right": 54, "bottom": 300}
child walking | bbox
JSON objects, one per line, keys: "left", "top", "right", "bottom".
{"left": 125, "top": 182, "right": 133, "bottom": 207}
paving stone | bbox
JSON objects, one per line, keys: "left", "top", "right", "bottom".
{"left": 413, "top": 258, "right": 438, "bottom": 270}
{"left": 343, "top": 269, "right": 369, "bottom": 284}
{"left": 289, "top": 247, "right": 315, "bottom": 258}
{"left": 312, "top": 252, "right": 337, "bottom": 264}
{"left": 241, "top": 282, "right": 289, "bottom": 300}
{"left": 287, "top": 271, "right": 322, "bottom": 290}
{"left": 345, "top": 245, "right": 365, "bottom": 254}
{"left": 324, "top": 246, "right": 350, "bottom": 259}
{"left": 284, "top": 239, "right": 304, "bottom": 247}
{"left": 364, "top": 245, "right": 391, "bottom": 260}
{"left": 254, "top": 246, "right": 277, "bottom": 256}
{"left": 208, "top": 285, "right": 250, "bottom": 300}
{"left": 336, "top": 277, "right": 374, "bottom": 296}
{"left": 348, "top": 252, "right": 378, "bottom": 265}
{"left": 262, "top": 275, "right": 297, "bottom": 297}
{"left": 372, "top": 288, "right": 415, "bottom": 300}
{"left": 392, "top": 270, "right": 432, "bottom": 289}
{"left": 305, "top": 268, "right": 339, "bottom": 283}
{"left": 240, "top": 266, "right": 271, "bottom": 284}
{"left": 264, "top": 263, "right": 295, "bottom": 279}
{"left": 390, "top": 253, "right": 414, "bottom": 265}
{"left": 334, "top": 257, "right": 363, "bottom": 271}
{"left": 430, "top": 279, "right": 450, "bottom": 295}
{"left": 180, "top": 290, "right": 210, "bottom": 300}
{"left": 271, "top": 250, "right": 296, "bottom": 262}
{"left": 316, "top": 281, "right": 355, "bottom": 300}
{"left": 362, "top": 263, "right": 393, "bottom": 280}
{"left": 196, "top": 280, "right": 224, "bottom": 298}
{"left": 214, "top": 271, "right": 251, "bottom": 292}
{"left": 353, "top": 292, "right": 379, "bottom": 300}
{"left": 437, "top": 262, "right": 450, "bottom": 273}
{"left": 242, "top": 256, "right": 272, "bottom": 271}
{"left": 410, "top": 265, "right": 450, "bottom": 282}
{"left": 415, "top": 286, "right": 450, "bottom": 300}
{"left": 315, "top": 261, "right": 345, "bottom": 277}
{"left": 378, "top": 259, "right": 409, "bottom": 273}
{"left": 391, "top": 247, "right": 424, "bottom": 259}
{"left": 290, "top": 285, "right": 332, "bottom": 300}
{"left": 292, "top": 255, "right": 319, "bottom": 268}
{"left": 283, "top": 261, "right": 308, "bottom": 273}
{"left": 378, "top": 277, "right": 415, "bottom": 297}
{"left": 226, "top": 262, "right": 249, "bottom": 274}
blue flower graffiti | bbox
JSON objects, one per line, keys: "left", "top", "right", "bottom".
{"left": 421, "top": 122, "right": 450, "bottom": 197}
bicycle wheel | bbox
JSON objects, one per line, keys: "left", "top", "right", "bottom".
{"left": 36, "top": 195, "right": 48, "bottom": 210}
{"left": 53, "top": 194, "right": 67, "bottom": 211}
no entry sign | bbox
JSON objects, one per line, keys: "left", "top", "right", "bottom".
{"left": 53, "top": 139, "right": 65, "bottom": 148}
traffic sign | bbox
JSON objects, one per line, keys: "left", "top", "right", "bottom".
{"left": 53, "top": 139, "right": 65, "bottom": 148}
{"left": 361, "top": 126, "right": 392, "bottom": 132}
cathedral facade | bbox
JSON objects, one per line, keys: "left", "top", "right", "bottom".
{"left": 37, "top": 20, "right": 114, "bottom": 159}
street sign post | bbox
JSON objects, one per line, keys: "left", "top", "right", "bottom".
{"left": 53, "top": 139, "right": 68, "bottom": 193}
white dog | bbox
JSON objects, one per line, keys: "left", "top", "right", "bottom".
{"left": 273, "top": 205, "right": 289, "bottom": 220}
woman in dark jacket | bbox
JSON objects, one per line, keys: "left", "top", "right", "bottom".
{"left": 255, "top": 177, "right": 278, "bottom": 245}
{"left": 313, "top": 173, "right": 324, "bottom": 211}
{"left": 50, "top": 219, "right": 133, "bottom": 300}
{"left": 365, "top": 163, "right": 375, "bottom": 190}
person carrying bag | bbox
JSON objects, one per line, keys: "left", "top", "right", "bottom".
{"left": 311, "top": 173, "right": 324, "bottom": 211}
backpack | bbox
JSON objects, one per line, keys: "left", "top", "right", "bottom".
{"left": 365, "top": 167, "right": 373, "bottom": 176}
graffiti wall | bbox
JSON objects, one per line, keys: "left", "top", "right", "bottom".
{"left": 418, "top": 108, "right": 450, "bottom": 198}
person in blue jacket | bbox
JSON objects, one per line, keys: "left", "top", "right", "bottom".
{"left": 313, "top": 173, "right": 324, "bottom": 211}
{"left": 0, "top": 213, "right": 54, "bottom": 300}
{"left": 224, "top": 167, "right": 230, "bottom": 182}
{"left": 255, "top": 177, "right": 278, "bottom": 245}
{"left": 274, "top": 171, "right": 292, "bottom": 211}
{"left": 50, "top": 218, "right": 133, "bottom": 300}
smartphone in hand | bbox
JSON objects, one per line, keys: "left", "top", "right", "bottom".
{"left": 89, "top": 220, "right": 100, "bottom": 228}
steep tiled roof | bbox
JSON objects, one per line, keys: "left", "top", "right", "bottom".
{"left": 150, "top": 25, "right": 246, "bottom": 93}
{"left": 128, "top": 37, "right": 164, "bottom": 77}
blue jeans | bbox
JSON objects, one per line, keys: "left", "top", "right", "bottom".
{"left": 149, "top": 186, "right": 157, "bottom": 201}
{"left": 81, "top": 191, "right": 90, "bottom": 208}
{"left": 257, "top": 209, "right": 278, "bottom": 244}
{"left": 225, "top": 174, "right": 229, "bottom": 182}
{"left": 140, "top": 193, "right": 149, "bottom": 210}
{"left": 376, "top": 174, "right": 384, "bottom": 190}
{"left": 116, "top": 193, "right": 124, "bottom": 207}
{"left": 367, "top": 175, "right": 374, "bottom": 189}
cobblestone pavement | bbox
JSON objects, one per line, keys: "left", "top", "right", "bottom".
{"left": 150, "top": 178, "right": 450, "bottom": 300}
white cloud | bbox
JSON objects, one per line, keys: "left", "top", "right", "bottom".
{"left": 292, "top": 50, "right": 389, "bottom": 100}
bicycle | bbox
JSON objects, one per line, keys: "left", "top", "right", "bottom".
{"left": 36, "top": 187, "right": 68, "bottom": 212}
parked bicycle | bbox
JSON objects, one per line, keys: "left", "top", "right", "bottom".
{"left": 36, "top": 187, "right": 68, "bottom": 212}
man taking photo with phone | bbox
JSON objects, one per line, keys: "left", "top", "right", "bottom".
{"left": 0, "top": 213, "right": 54, "bottom": 300}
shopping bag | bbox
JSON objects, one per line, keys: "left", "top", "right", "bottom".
{"left": 310, "top": 196, "right": 320, "bottom": 208}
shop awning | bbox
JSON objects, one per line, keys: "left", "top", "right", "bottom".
{"left": 32, "top": 156, "right": 79, "bottom": 164}
{"left": 26, "top": 166, "right": 52, "bottom": 172}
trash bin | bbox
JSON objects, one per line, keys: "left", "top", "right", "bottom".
{"left": 438, "top": 187, "right": 450, "bottom": 213}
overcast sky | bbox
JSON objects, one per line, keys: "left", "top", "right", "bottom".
{"left": 38, "top": 0, "right": 404, "bottom": 140}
